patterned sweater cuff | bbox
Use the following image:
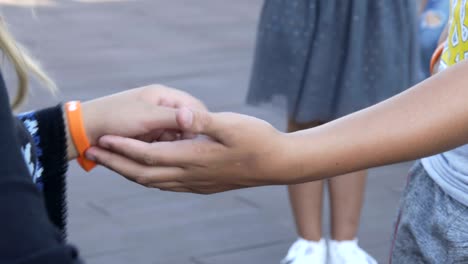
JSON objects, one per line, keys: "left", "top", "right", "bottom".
{"left": 21, "top": 104, "right": 69, "bottom": 235}
{"left": 34, "top": 105, "right": 69, "bottom": 180}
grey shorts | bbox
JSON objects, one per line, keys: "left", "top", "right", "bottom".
{"left": 390, "top": 162, "right": 468, "bottom": 263}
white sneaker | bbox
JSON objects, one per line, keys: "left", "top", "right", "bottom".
{"left": 328, "top": 239, "right": 378, "bottom": 264}
{"left": 281, "top": 238, "right": 327, "bottom": 264}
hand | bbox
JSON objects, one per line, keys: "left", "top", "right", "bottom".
{"left": 85, "top": 108, "right": 294, "bottom": 194}
{"left": 83, "top": 84, "right": 207, "bottom": 143}
{"left": 66, "top": 85, "right": 206, "bottom": 159}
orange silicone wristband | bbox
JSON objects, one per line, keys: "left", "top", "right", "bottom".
{"left": 65, "top": 101, "right": 96, "bottom": 171}
{"left": 430, "top": 44, "right": 444, "bottom": 74}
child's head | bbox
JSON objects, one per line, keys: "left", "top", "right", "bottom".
{"left": 0, "top": 16, "right": 55, "bottom": 109}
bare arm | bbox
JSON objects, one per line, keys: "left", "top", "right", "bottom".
{"left": 288, "top": 60, "right": 468, "bottom": 182}
{"left": 86, "top": 61, "right": 468, "bottom": 193}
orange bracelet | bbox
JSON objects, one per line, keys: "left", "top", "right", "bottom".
{"left": 430, "top": 43, "right": 445, "bottom": 74}
{"left": 65, "top": 101, "right": 96, "bottom": 172}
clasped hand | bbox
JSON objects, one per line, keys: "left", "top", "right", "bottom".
{"left": 83, "top": 86, "right": 294, "bottom": 194}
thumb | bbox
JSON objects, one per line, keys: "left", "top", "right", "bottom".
{"left": 176, "top": 107, "right": 226, "bottom": 139}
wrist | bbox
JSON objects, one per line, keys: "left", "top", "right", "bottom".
{"left": 282, "top": 130, "right": 325, "bottom": 184}
{"left": 63, "top": 106, "right": 79, "bottom": 160}
{"left": 268, "top": 132, "right": 306, "bottom": 184}
{"left": 280, "top": 133, "right": 304, "bottom": 183}
{"left": 63, "top": 102, "right": 97, "bottom": 171}
{"left": 81, "top": 100, "right": 101, "bottom": 145}
{"left": 64, "top": 101, "right": 101, "bottom": 159}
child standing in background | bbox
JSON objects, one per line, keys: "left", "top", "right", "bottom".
{"left": 247, "top": 1, "right": 419, "bottom": 263}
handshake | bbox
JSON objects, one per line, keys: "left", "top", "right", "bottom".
{"left": 78, "top": 85, "right": 294, "bottom": 194}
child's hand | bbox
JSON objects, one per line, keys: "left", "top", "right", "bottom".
{"left": 66, "top": 85, "right": 206, "bottom": 159}
{"left": 136, "top": 85, "right": 207, "bottom": 142}
{"left": 86, "top": 108, "right": 293, "bottom": 193}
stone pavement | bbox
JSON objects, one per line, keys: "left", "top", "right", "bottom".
{"left": 2, "top": 1, "right": 412, "bottom": 263}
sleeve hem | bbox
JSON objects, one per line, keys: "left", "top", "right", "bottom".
{"left": 35, "top": 104, "right": 69, "bottom": 237}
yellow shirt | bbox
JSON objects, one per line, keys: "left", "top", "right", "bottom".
{"left": 441, "top": 0, "right": 468, "bottom": 68}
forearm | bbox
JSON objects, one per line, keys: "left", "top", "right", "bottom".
{"left": 287, "top": 60, "right": 468, "bottom": 183}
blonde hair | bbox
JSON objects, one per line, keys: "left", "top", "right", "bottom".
{"left": 0, "top": 18, "right": 56, "bottom": 109}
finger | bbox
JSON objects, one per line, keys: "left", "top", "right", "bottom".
{"left": 158, "top": 131, "right": 177, "bottom": 142}
{"left": 150, "top": 181, "right": 182, "bottom": 189}
{"left": 85, "top": 146, "right": 183, "bottom": 185}
{"left": 163, "top": 187, "right": 193, "bottom": 193}
{"left": 193, "top": 184, "right": 242, "bottom": 194}
{"left": 147, "top": 181, "right": 200, "bottom": 193}
{"left": 136, "top": 129, "right": 164, "bottom": 142}
{"left": 159, "top": 98, "right": 176, "bottom": 108}
{"left": 176, "top": 108, "right": 233, "bottom": 139}
{"left": 181, "top": 131, "right": 196, "bottom": 139}
{"left": 149, "top": 181, "right": 188, "bottom": 190}
{"left": 158, "top": 130, "right": 181, "bottom": 142}
{"left": 143, "top": 106, "right": 181, "bottom": 131}
{"left": 98, "top": 135, "right": 219, "bottom": 166}
{"left": 163, "top": 186, "right": 210, "bottom": 194}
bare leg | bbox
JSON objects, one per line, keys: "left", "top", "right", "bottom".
{"left": 287, "top": 120, "right": 324, "bottom": 241}
{"left": 328, "top": 170, "right": 367, "bottom": 241}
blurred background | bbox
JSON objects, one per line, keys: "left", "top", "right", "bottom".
{"left": 1, "top": 1, "right": 412, "bottom": 263}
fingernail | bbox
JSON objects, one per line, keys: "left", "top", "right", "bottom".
{"left": 85, "top": 148, "right": 96, "bottom": 161}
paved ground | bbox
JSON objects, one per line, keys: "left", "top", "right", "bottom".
{"left": 3, "top": 1, "right": 412, "bottom": 263}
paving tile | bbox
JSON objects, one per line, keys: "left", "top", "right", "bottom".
{"left": 73, "top": 210, "right": 293, "bottom": 262}
{"left": 197, "top": 241, "right": 291, "bottom": 264}
{"left": 88, "top": 253, "right": 196, "bottom": 264}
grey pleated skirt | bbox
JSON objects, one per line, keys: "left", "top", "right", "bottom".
{"left": 247, "top": 0, "right": 420, "bottom": 123}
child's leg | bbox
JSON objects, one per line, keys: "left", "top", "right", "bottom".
{"left": 391, "top": 162, "right": 468, "bottom": 263}
{"left": 287, "top": 120, "right": 324, "bottom": 241}
{"left": 328, "top": 170, "right": 367, "bottom": 240}
{"left": 288, "top": 182, "right": 324, "bottom": 241}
